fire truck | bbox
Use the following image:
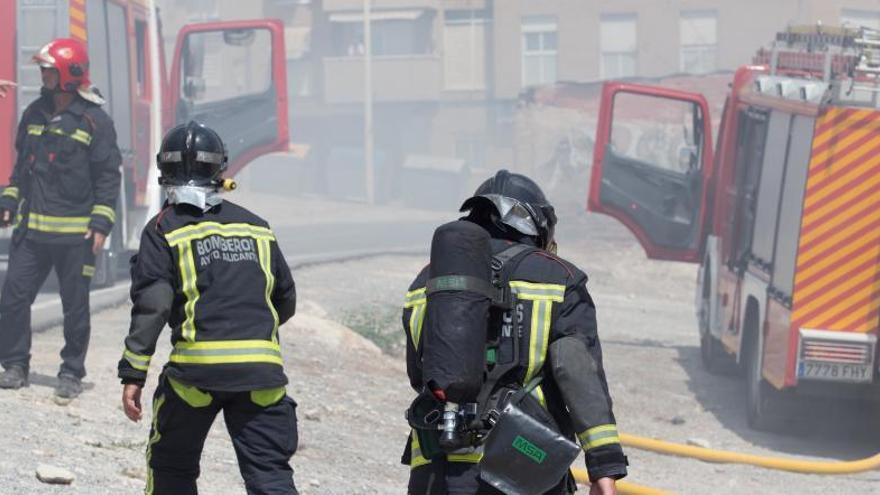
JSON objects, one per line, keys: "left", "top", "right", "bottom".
{"left": 589, "top": 26, "right": 880, "bottom": 429}
{"left": 0, "top": 0, "right": 290, "bottom": 285}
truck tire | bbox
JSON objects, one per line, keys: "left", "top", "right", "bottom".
{"left": 698, "top": 269, "right": 731, "bottom": 374}
{"left": 745, "top": 327, "right": 778, "bottom": 430}
{"left": 92, "top": 247, "right": 116, "bottom": 288}
{"left": 699, "top": 294, "right": 723, "bottom": 374}
{"left": 92, "top": 221, "right": 124, "bottom": 288}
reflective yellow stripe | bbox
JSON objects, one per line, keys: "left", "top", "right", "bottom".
{"left": 509, "top": 281, "right": 565, "bottom": 302}
{"left": 251, "top": 386, "right": 286, "bottom": 407}
{"left": 169, "top": 339, "right": 283, "bottom": 365}
{"left": 28, "top": 124, "right": 92, "bottom": 145}
{"left": 145, "top": 394, "right": 166, "bottom": 495}
{"left": 409, "top": 300, "right": 427, "bottom": 348}
{"left": 257, "top": 238, "right": 280, "bottom": 342}
{"left": 27, "top": 213, "right": 90, "bottom": 234}
{"left": 170, "top": 353, "right": 283, "bottom": 365}
{"left": 409, "top": 429, "right": 483, "bottom": 467}
{"left": 404, "top": 287, "right": 426, "bottom": 308}
{"left": 404, "top": 286, "right": 427, "bottom": 347}
{"left": 2, "top": 187, "right": 18, "bottom": 199}
{"left": 167, "top": 377, "right": 212, "bottom": 407}
{"left": 532, "top": 383, "right": 547, "bottom": 408}
{"left": 71, "top": 129, "right": 92, "bottom": 145}
{"left": 82, "top": 265, "right": 95, "bottom": 277}
{"left": 578, "top": 424, "right": 621, "bottom": 451}
{"left": 91, "top": 204, "right": 116, "bottom": 223}
{"left": 410, "top": 431, "right": 431, "bottom": 468}
{"left": 177, "top": 243, "right": 200, "bottom": 341}
{"left": 448, "top": 451, "right": 483, "bottom": 463}
{"left": 165, "top": 222, "right": 275, "bottom": 247}
{"left": 123, "top": 349, "right": 151, "bottom": 371}
{"left": 523, "top": 299, "right": 552, "bottom": 384}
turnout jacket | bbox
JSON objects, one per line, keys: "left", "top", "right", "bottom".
{"left": 0, "top": 91, "right": 121, "bottom": 243}
{"left": 118, "top": 201, "right": 296, "bottom": 392}
{"left": 403, "top": 238, "right": 628, "bottom": 482}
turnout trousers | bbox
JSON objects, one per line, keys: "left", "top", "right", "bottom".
{"left": 0, "top": 238, "right": 95, "bottom": 378}
{"left": 145, "top": 373, "right": 299, "bottom": 495}
{"left": 408, "top": 459, "right": 572, "bottom": 495}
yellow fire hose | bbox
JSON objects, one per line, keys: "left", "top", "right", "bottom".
{"left": 570, "top": 432, "right": 880, "bottom": 494}
{"left": 619, "top": 432, "right": 880, "bottom": 475}
{"left": 570, "top": 467, "right": 670, "bottom": 495}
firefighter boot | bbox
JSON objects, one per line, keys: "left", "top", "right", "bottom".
{"left": 0, "top": 365, "right": 28, "bottom": 389}
{"left": 55, "top": 373, "right": 83, "bottom": 399}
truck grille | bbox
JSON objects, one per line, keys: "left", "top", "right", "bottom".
{"left": 799, "top": 329, "right": 876, "bottom": 365}
{"left": 801, "top": 341, "right": 871, "bottom": 364}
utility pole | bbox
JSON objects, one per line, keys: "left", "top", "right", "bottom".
{"left": 363, "top": 0, "right": 375, "bottom": 204}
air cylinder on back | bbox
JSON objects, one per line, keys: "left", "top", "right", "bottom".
{"left": 422, "top": 220, "right": 493, "bottom": 404}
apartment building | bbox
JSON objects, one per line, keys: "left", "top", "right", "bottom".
{"left": 157, "top": 0, "right": 880, "bottom": 204}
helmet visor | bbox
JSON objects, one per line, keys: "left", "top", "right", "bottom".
{"left": 463, "top": 193, "right": 539, "bottom": 237}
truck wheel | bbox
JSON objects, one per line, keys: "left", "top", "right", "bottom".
{"left": 92, "top": 247, "right": 116, "bottom": 288}
{"left": 698, "top": 276, "right": 729, "bottom": 374}
{"left": 699, "top": 295, "right": 722, "bottom": 373}
{"left": 745, "top": 330, "right": 776, "bottom": 430}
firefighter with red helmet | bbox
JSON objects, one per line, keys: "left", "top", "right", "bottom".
{"left": 0, "top": 38, "right": 122, "bottom": 398}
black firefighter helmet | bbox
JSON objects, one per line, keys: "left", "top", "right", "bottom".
{"left": 157, "top": 121, "right": 228, "bottom": 188}
{"left": 460, "top": 169, "right": 557, "bottom": 249}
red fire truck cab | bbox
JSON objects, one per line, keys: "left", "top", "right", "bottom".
{"left": 589, "top": 26, "right": 880, "bottom": 429}
{"left": 0, "top": 0, "right": 289, "bottom": 285}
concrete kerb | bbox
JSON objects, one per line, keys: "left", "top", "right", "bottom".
{"left": 286, "top": 246, "right": 427, "bottom": 272}
{"left": 31, "top": 283, "right": 132, "bottom": 333}
{"left": 30, "top": 246, "right": 429, "bottom": 333}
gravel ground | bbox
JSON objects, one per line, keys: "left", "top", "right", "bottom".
{"left": 1, "top": 212, "right": 879, "bottom": 494}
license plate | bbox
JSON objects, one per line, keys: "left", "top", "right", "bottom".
{"left": 798, "top": 361, "right": 872, "bottom": 383}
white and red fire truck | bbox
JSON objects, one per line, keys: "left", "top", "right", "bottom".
{"left": 0, "top": 0, "right": 290, "bottom": 285}
{"left": 589, "top": 26, "right": 880, "bottom": 428}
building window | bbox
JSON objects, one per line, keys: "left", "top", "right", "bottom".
{"left": 329, "top": 10, "right": 433, "bottom": 57}
{"left": 455, "top": 135, "right": 486, "bottom": 170}
{"left": 444, "top": 10, "right": 488, "bottom": 90}
{"left": 521, "top": 16, "right": 557, "bottom": 87}
{"left": 841, "top": 9, "right": 880, "bottom": 30}
{"left": 187, "top": 0, "right": 218, "bottom": 21}
{"left": 680, "top": 10, "right": 717, "bottom": 74}
{"left": 285, "top": 26, "right": 312, "bottom": 97}
{"left": 600, "top": 14, "right": 637, "bottom": 80}
{"left": 135, "top": 20, "right": 149, "bottom": 97}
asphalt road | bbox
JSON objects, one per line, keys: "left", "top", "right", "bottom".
{"left": 13, "top": 207, "right": 613, "bottom": 332}
{"left": 274, "top": 220, "right": 438, "bottom": 260}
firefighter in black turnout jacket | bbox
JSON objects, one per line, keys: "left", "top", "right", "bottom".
{"left": 118, "top": 122, "right": 299, "bottom": 495}
{"left": 403, "top": 171, "right": 627, "bottom": 495}
{"left": 0, "top": 38, "right": 121, "bottom": 398}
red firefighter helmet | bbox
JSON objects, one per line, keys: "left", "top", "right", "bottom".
{"left": 32, "top": 38, "right": 90, "bottom": 93}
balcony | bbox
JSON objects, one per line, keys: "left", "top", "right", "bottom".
{"left": 323, "top": 55, "right": 442, "bottom": 103}
{"left": 322, "top": 0, "right": 437, "bottom": 11}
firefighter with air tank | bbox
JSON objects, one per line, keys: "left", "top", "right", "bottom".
{"left": 0, "top": 38, "right": 121, "bottom": 399}
{"left": 402, "top": 170, "right": 627, "bottom": 494}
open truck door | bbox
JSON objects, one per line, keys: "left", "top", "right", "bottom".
{"left": 588, "top": 82, "right": 713, "bottom": 262}
{"left": 169, "top": 20, "right": 289, "bottom": 177}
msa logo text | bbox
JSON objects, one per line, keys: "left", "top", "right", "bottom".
{"left": 512, "top": 435, "right": 546, "bottom": 464}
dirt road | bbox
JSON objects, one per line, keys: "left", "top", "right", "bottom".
{"left": 1, "top": 212, "right": 878, "bottom": 494}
